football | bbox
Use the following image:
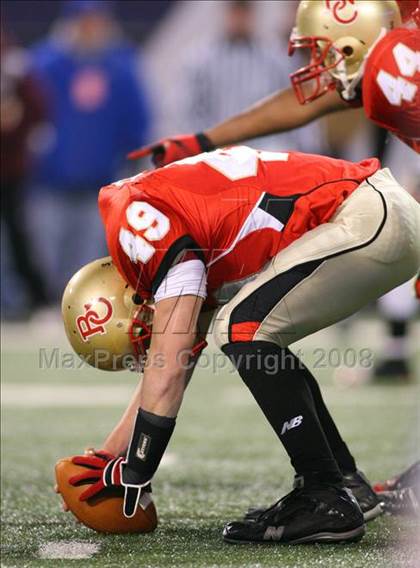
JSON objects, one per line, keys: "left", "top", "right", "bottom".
{"left": 55, "top": 458, "right": 158, "bottom": 534}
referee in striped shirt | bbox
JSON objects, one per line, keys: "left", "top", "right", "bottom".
{"left": 182, "top": 0, "right": 324, "bottom": 154}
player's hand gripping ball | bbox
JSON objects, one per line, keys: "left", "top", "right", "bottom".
{"left": 55, "top": 450, "right": 158, "bottom": 534}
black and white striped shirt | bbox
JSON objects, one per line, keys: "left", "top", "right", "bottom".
{"left": 181, "top": 37, "right": 325, "bottom": 154}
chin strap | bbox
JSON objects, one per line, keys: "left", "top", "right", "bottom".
{"left": 192, "top": 336, "right": 208, "bottom": 357}
{"left": 336, "top": 60, "right": 362, "bottom": 102}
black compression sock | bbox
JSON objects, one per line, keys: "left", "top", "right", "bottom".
{"left": 223, "top": 341, "right": 343, "bottom": 486}
{"left": 302, "top": 367, "right": 357, "bottom": 474}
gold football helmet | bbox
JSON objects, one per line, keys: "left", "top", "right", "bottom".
{"left": 289, "top": 0, "right": 402, "bottom": 103}
{"left": 62, "top": 257, "right": 153, "bottom": 371}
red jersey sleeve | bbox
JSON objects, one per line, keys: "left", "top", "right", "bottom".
{"left": 99, "top": 181, "right": 200, "bottom": 300}
{"left": 362, "top": 28, "right": 420, "bottom": 152}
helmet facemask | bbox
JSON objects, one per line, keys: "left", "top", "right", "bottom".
{"left": 288, "top": 28, "right": 345, "bottom": 104}
{"left": 129, "top": 302, "right": 155, "bottom": 369}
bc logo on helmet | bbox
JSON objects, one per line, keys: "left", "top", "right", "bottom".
{"left": 325, "top": 0, "right": 358, "bottom": 24}
{"left": 76, "top": 297, "right": 114, "bottom": 341}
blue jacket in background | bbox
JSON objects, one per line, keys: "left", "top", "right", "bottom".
{"left": 30, "top": 39, "right": 152, "bottom": 191}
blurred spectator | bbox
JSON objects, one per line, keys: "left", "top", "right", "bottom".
{"left": 1, "top": 28, "right": 49, "bottom": 317}
{"left": 28, "top": 0, "right": 152, "bottom": 299}
{"left": 180, "top": 0, "right": 325, "bottom": 153}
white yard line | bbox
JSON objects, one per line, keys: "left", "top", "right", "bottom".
{"left": 1, "top": 317, "right": 67, "bottom": 351}
{"left": 1, "top": 384, "right": 134, "bottom": 407}
{"left": 2, "top": 382, "right": 417, "bottom": 409}
{"left": 38, "top": 541, "right": 100, "bottom": 560}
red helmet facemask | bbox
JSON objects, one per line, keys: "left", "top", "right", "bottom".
{"left": 288, "top": 32, "right": 345, "bottom": 104}
{"left": 129, "top": 302, "right": 154, "bottom": 362}
{"left": 128, "top": 301, "right": 207, "bottom": 369}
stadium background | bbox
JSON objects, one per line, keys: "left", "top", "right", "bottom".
{"left": 1, "top": 1, "right": 419, "bottom": 566}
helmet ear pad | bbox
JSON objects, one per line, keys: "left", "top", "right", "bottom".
{"left": 328, "top": 36, "right": 368, "bottom": 80}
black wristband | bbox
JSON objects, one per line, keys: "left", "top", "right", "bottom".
{"left": 124, "top": 408, "right": 176, "bottom": 485}
{"left": 196, "top": 132, "right": 215, "bottom": 152}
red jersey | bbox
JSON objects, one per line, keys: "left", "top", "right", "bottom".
{"left": 362, "top": 28, "right": 420, "bottom": 152}
{"left": 99, "top": 147, "right": 380, "bottom": 305}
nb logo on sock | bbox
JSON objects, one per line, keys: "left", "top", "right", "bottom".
{"left": 281, "top": 415, "right": 303, "bottom": 435}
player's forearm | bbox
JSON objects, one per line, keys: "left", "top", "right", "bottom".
{"left": 204, "top": 87, "right": 347, "bottom": 147}
{"left": 140, "top": 364, "right": 187, "bottom": 417}
{"left": 103, "top": 296, "right": 203, "bottom": 457}
{"left": 102, "top": 350, "right": 197, "bottom": 456}
{"left": 102, "top": 380, "right": 143, "bottom": 456}
{"left": 204, "top": 89, "right": 296, "bottom": 146}
{"left": 101, "top": 373, "right": 185, "bottom": 457}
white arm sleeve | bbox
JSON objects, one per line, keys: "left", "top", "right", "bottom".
{"left": 154, "top": 259, "right": 207, "bottom": 303}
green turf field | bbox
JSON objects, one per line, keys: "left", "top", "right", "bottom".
{"left": 1, "top": 319, "right": 419, "bottom": 567}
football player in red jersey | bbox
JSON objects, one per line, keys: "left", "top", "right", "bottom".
{"left": 129, "top": 0, "right": 419, "bottom": 382}
{"left": 129, "top": 0, "right": 419, "bottom": 163}
{"left": 61, "top": 146, "right": 420, "bottom": 543}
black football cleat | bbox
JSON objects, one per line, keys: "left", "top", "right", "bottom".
{"left": 379, "top": 487, "right": 420, "bottom": 517}
{"left": 245, "top": 470, "right": 382, "bottom": 524}
{"left": 374, "top": 461, "right": 420, "bottom": 517}
{"left": 374, "top": 461, "right": 420, "bottom": 493}
{"left": 224, "top": 485, "right": 365, "bottom": 544}
{"left": 342, "top": 470, "right": 383, "bottom": 522}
